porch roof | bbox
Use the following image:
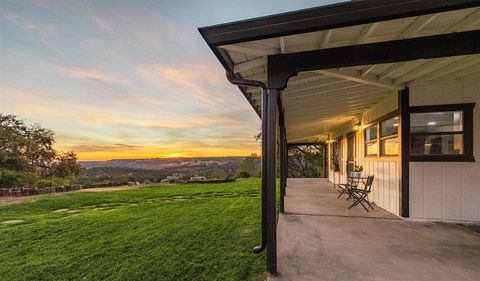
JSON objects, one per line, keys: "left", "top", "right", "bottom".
{"left": 199, "top": 0, "right": 480, "bottom": 144}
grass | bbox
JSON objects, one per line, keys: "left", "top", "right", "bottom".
{"left": 0, "top": 179, "right": 266, "bottom": 281}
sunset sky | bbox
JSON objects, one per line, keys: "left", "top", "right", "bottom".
{"left": 0, "top": 0, "right": 340, "bottom": 161}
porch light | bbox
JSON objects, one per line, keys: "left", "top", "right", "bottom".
{"left": 427, "top": 121, "right": 437, "bottom": 126}
{"left": 354, "top": 122, "right": 361, "bottom": 132}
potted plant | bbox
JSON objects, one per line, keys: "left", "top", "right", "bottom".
{"left": 351, "top": 165, "right": 363, "bottom": 177}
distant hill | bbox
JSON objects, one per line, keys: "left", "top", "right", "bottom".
{"left": 77, "top": 157, "right": 246, "bottom": 184}
{"left": 80, "top": 156, "right": 245, "bottom": 170}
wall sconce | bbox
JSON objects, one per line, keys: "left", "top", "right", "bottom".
{"left": 354, "top": 122, "right": 362, "bottom": 132}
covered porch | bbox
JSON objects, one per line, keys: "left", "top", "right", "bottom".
{"left": 273, "top": 178, "right": 480, "bottom": 281}
{"left": 200, "top": 0, "right": 480, "bottom": 276}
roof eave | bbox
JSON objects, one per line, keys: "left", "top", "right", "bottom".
{"left": 199, "top": 0, "right": 480, "bottom": 46}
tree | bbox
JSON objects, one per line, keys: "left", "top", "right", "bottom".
{"left": 51, "top": 152, "right": 83, "bottom": 178}
{"left": 238, "top": 153, "right": 261, "bottom": 178}
{"left": 0, "top": 114, "right": 82, "bottom": 187}
{"left": 24, "top": 124, "right": 56, "bottom": 168}
{"left": 0, "top": 114, "right": 56, "bottom": 171}
{"left": 288, "top": 145, "right": 326, "bottom": 178}
{"left": 210, "top": 169, "right": 227, "bottom": 179}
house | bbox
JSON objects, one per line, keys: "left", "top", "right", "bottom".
{"left": 199, "top": 0, "right": 480, "bottom": 276}
{"left": 161, "top": 175, "right": 180, "bottom": 183}
{"left": 189, "top": 176, "right": 207, "bottom": 182}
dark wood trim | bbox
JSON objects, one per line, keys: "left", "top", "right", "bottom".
{"left": 346, "top": 130, "right": 356, "bottom": 137}
{"left": 370, "top": 110, "right": 399, "bottom": 128}
{"left": 200, "top": 1, "right": 480, "bottom": 113}
{"left": 409, "top": 103, "right": 475, "bottom": 113}
{"left": 267, "top": 30, "right": 480, "bottom": 89}
{"left": 279, "top": 105, "right": 286, "bottom": 214}
{"left": 399, "top": 88, "right": 410, "bottom": 218}
{"left": 410, "top": 155, "right": 475, "bottom": 162}
{"left": 409, "top": 102, "right": 476, "bottom": 162}
{"left": 265, "top": 88, "right": 278, "bottom": 276}
{"left": 410, "top": 131, "right": 464, "bottom": 136}
{"left": 288, "top": 142, "right": 326, "bottom": 146}
{"left": 324, "top": 144, "right": 328, "bottom": 178}
{"left": 199, "top": 0, "right": 480, "bottom": 46}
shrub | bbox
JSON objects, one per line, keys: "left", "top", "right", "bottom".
{"left": 35, "top": 177, "right": 70, "bottom": 189}
{"left": 238, "top": 171, "right": 251, "bottom": 178}
{"left": 0, "top": 168, "right": 31, "bottom": 188}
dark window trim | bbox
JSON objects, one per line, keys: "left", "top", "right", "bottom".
{"left": 364, "top": 123, "right": 379, "bottom": 157}
{"left": 365, "top": 110, "right": 399, "bottom": 127}
{"left": 409, "top": 103, "right": 475, "bottom": 162}
{"left": 364, "top": 110, "right": 399, "bottom": 157}
{"left": 380, "top": 113, "right": 400, "bottom": 156}
{"left": 380, "top": 135, "right": 399, "bottom": 156}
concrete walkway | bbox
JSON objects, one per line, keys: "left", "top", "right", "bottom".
{"left": 271, "top": 178, "right": 480, "bottom": 281}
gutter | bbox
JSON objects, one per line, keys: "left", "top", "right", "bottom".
{"left": 226, "top": 70, "right": 267, "bottom": 254}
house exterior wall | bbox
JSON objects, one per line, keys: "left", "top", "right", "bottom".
{"left": 409, "top": 74, "right": 480, "bottom": 222}
{"left": 328, "top": 93, "right": 401, "bottom": 216}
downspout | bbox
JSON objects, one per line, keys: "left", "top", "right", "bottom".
{"left": 226, "top": 70, "right": 267, "bottom": 254}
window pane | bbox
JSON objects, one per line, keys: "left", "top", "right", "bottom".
{"left": 381, "top": 116, "right": 399, "bottom": 137}
{"left": 365, "top": 125, "right": 377, "bottom": 141}
{"left": 382, "top": 138, "right": 398, "bottom": 155}
{"left": 411, "top": 111, "right": 463, "bottom": 133}
{"left": 366, "top": 141, "right": 378, "bottom": 156}
{"left": 411, "top": 134, "right": 463, "bottom": 155}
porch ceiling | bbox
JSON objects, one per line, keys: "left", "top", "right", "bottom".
{"left": 199, "top": 1, "right": 480, "bottom": 144}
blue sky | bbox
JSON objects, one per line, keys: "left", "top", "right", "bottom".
{"left": 0, "top": 0, "right": 342, "bottom": 160}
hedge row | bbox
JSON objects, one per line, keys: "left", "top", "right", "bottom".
{"left": 0, "top": 182, "right": 129, "bottom": 197}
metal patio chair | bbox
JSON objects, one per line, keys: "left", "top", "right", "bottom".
{"left": 348, "top": 175, "right": 374, "bottom": 212}
{"left": 336, "top": 176, "right": 360, "bottom": 199}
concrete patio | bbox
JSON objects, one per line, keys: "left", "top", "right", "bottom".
{"left": 271, "top": 178, "right": 480, "bottom": 281}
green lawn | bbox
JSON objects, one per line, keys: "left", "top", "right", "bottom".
{"left": 0, "top": 179, "right": 266, "bottom": 281}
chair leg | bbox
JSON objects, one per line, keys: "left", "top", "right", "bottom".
{"left": 348, "top": 193, "right": 369, "bottom": 212}
{"left": 348, "top": 193, "right": 361, "bottom": 209}
{"left": 366, "top": 194, "right": 374, "bottom": 209}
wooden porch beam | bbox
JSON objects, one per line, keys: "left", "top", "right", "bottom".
{"left": 354, "top": 22, "right": 378, "bottom": 44}
{"left": 312, "top": 69, "right": 403, "bottom": 90}
{"left": 268, "top": 30, "right": 480, "bottom": 89}
{"left": 221, "top": 42, "right": 279, "bottom": 56}
{"left": 234, "top": 57, "right": 267, "bottom": 73}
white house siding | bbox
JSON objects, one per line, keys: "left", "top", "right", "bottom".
{"left": 329, "top": 93, "right": 401, "bottom": 216}
{"left": 409, "top": 74, "right": 480, "bottom": 222}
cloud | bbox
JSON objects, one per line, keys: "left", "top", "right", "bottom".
{"left": 68, "top": 144, "right": 142, "bottom": 153}
{"left": 136, "top": 62, "right": 230, "bottom": 105}
{"left": 58, "top": 65, "right": 118, "bottom": 82}
{"left": 1, "top": 10, "right": 56, "bottom": 36}
{"left": 89, "top": 14, "right": 113, "bottom": 32}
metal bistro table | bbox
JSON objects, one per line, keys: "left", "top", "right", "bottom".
{"left": 337, "top": 174, "right": 367, "bottom": 199}
{"left": 347, "top": 175, "right": 375, "bottom": 211}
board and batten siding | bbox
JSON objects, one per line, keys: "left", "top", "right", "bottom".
{"left": 329, "top": 93, "right": 401, "bottom": 216}
{"left": 409, "top": 74, "right": 480, "bottom": 222}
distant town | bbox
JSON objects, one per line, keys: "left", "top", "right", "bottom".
{"left": 79, "top": 156, "right": 260, "bottom": 184}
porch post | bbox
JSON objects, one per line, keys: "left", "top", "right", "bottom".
{"left": 323, "top": 143, "right": 328, "bottom": 178}
{"left": 283, "top": 132, "right": 288, "bottom": 196}
{"left": 399, "top": 87, "right": 410, "bottom": 217}
{"left": 264, "top": 88, "right": 278, "bottom": 275}
{"left": 279, "top": 110, "right": 286, "bottom": 214}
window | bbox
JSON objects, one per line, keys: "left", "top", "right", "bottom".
{"left": 380, "top": 116, "right": 399, "bottom": 156}
{"left": 364, "top": 125, "right": 378, "bottom": 156}
{"left": 409, "top": 103, "right": 475, "bottom": 162}
{"left": 330, "top": 139, "right": 342, "bottom": 172}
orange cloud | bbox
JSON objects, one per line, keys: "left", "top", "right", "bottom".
{"left": 58, "top": 65, "right": 117, "bottom": 82}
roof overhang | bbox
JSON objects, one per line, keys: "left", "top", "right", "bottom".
{"left": 199, "top": 0, "right": 480, "bottom": 144}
